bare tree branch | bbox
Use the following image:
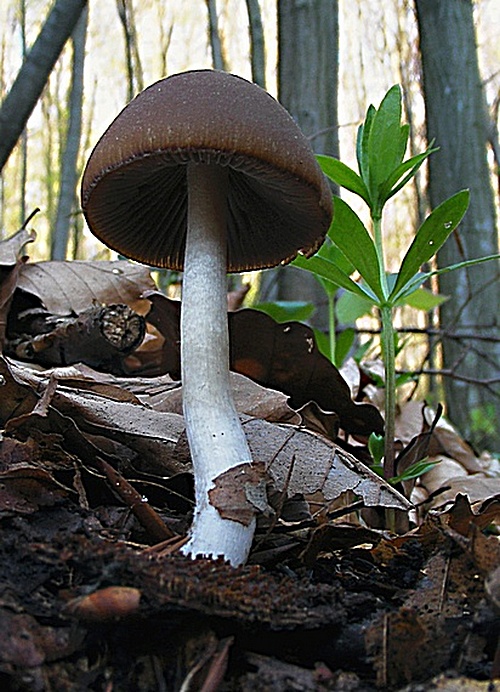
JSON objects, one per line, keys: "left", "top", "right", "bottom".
{"left": 0, "top": 0, "right": 88, "bottom": 171}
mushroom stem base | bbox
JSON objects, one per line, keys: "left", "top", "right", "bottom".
{"left": 180, "top": 162, "right": 255, "bottom": 567}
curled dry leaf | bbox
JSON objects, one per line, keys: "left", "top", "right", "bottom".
{"left": 209, "top": 462, "right": 270, "bottom": 526}
{"left": 427, "top": 468, "right": 500, "bottom": 511}
{"left": 0, "top": 227, "right": 36, "bottom": 266}
{"left": 0, "top": 228, "right": 36, "bottom": 348}
{"left": 396, "top": 400, "right": 483, "bottom": 473}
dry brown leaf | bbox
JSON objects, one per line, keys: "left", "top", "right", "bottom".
{"left": 366, "top": 506, "right": 498, "bottom": 688}
{"left": 0, "top": 466, "right": 69, "bottom": 514}
{"left": 0, "top": 227, "right": 36, "bottom": 266}
{"left": 50, "top": 386, "right": 190, "bottom": 476}
{"left": 339, "top": 356, "right": 361, "bottom": 398}
{"left": 209, "top": 462, "right": 270, "bottom": 526}
{"left": 395, "top": 400, "right": 428, "bottom": 444}
{"left": 431, "top": 475, "right": 500, "bottom": 511}
{"left": 209, "top": 418, "right": 411, "bottom": 522}
{"left": 428, "top": 413, "right": 483, "bottom": 473}
{"left": 3, "top": 358, "right": 409, "bottom": 519}
{"left": 126, "top": 371, "right": 300, "bottom": 425}
{"left": 36, "top": 365, "right": 298, "bottom": 426}
{"left": 17, "top": 260, "right": 155, "bottom": 316}
{"left": 0, "top": 228, "right": 36, "bottom": 347}
{"left": 422, "top": 456, "right": 467, "bottom": 495}
{"left": 422, "top": 456, "right": 500, "bottom": 511}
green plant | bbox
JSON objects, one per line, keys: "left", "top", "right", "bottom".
{"left": 292, "top": 85, "right": 499, "bottom": 482}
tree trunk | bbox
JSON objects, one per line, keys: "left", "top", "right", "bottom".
{"left": 52, "top": 6, "right": 88, "bottom": 261}
{"left": 206, "top": 0, "right": 227, "bottom": 72}
{"left": 116, "top": 0, "right": 144, "bottom": 102}
{"left": 245, "top": 0, "right": 266, "bottom": 88}
{"left": 261, "top": 0, "right": 339, "bottom": 330}
{"left": 415, "top": 0, "right": 500, "bottom": 451}
{"left": 0, "top": 0, "right": 88, "bottom": 172}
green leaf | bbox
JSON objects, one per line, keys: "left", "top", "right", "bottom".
{"left": 292, "top": 253, "right": 377, "bottom": 301}
{"left": 391, "top": 253, "right": 499, "bottom": 304}
{"left": 317, "top": 236, "right": 355, "bottom": 277}
{"left": 336, "top": 290, "right": 373, "bottom": 323}
{"left": 379, "top": 147, "right": 437, "bottom": 203}
{"left": 390, "top": 190, "right": 470, "bottom": 301}
{"left": 401, "top": 286, "right": 448, "bottom": 311}
{"left": 357, "top": 105, "right": 376, "bottom": 189}
{"left": 391, "top": 458, "right": 440, "bottom": 484}
{"left": 335, "top": 328, "right": 356, "bottom": 366}
{"left": 367, "top": 86, "right": 404, "bottom": 199}
{"left": 390, "top": 271, "right": 430, "bottom": 302}
{"left": 253, "top": 301, "right": 316, "bottom": 323}
{"left": 395, "top": 372, "right": 417, "bottom": 388}
{"left": 316, "top": 155, "right": 370, "bottom": 204}
{"left": 369, "top": 432, "right": 385, "bottom": 466}
{"left": 329, "top": 197, "right": 385, "bottom": 300}
{"left": 312, "top": 328, "right": 331, "bottom": 360}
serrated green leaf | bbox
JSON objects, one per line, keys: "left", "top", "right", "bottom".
{"left": 329, "top": 197, "right": 385, "bottom": 300}
{"left": 390, "top": 190, "right": 470, "bottom": 301}
{"left": 316, "top": 155, "right": 370, "bottom": 204}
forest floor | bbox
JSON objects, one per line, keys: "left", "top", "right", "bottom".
{"left": 0, "top": 232, "right": 498, "bottom": 691}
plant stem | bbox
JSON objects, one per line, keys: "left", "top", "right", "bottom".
{"left": 380, "top": 304, "right": 396, "bottom": 480}
{"left": 371, "top": 213, "right": 396, "bottom": 479}
{"left": 327, "top": 291, "right": 336, "bottom": 365}
{"left": 373, "top": 214, "right": 389, "bottom": 298}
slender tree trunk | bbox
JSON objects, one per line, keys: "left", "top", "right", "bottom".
{"left": 206, "top": 0, "right": 227, "bottom": 72}
{"left": 416, "top": 0, "right": 500, "bottom": 451}
{"left": 261, "top": 0, "right": 339, "bottom": 330}
{"left": 116, "top": 0, "right": 144, "bottom": 102}
{"left": 0, "top": 0, "right": 87, "bottom": 172}
{"left": 245, "top": 0, "right": 266, "bottom": 88}
{"left": 52, "top": 5, "right": 88, "bottom": 260}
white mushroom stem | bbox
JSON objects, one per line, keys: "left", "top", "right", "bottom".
{"left": 180, "top": 162, "right": 255, "bottom": 567}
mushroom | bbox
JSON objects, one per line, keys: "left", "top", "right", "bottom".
{"left": 81, "top": 70, "right": 332, "bottom": 566}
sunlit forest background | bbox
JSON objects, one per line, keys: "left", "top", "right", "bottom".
{"left": 0, "top": 0, "right": 499, "bottom": 449}
{"left": 0, "top": 0, "right": 497, "bottom": 258}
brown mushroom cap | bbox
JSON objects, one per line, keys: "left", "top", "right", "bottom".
{"left": 81, "top": 70, "right": 332, "bottom": 272}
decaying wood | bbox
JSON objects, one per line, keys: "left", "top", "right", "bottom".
{"left": 6, "top": 303, "right": 145, "bottom": 372}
